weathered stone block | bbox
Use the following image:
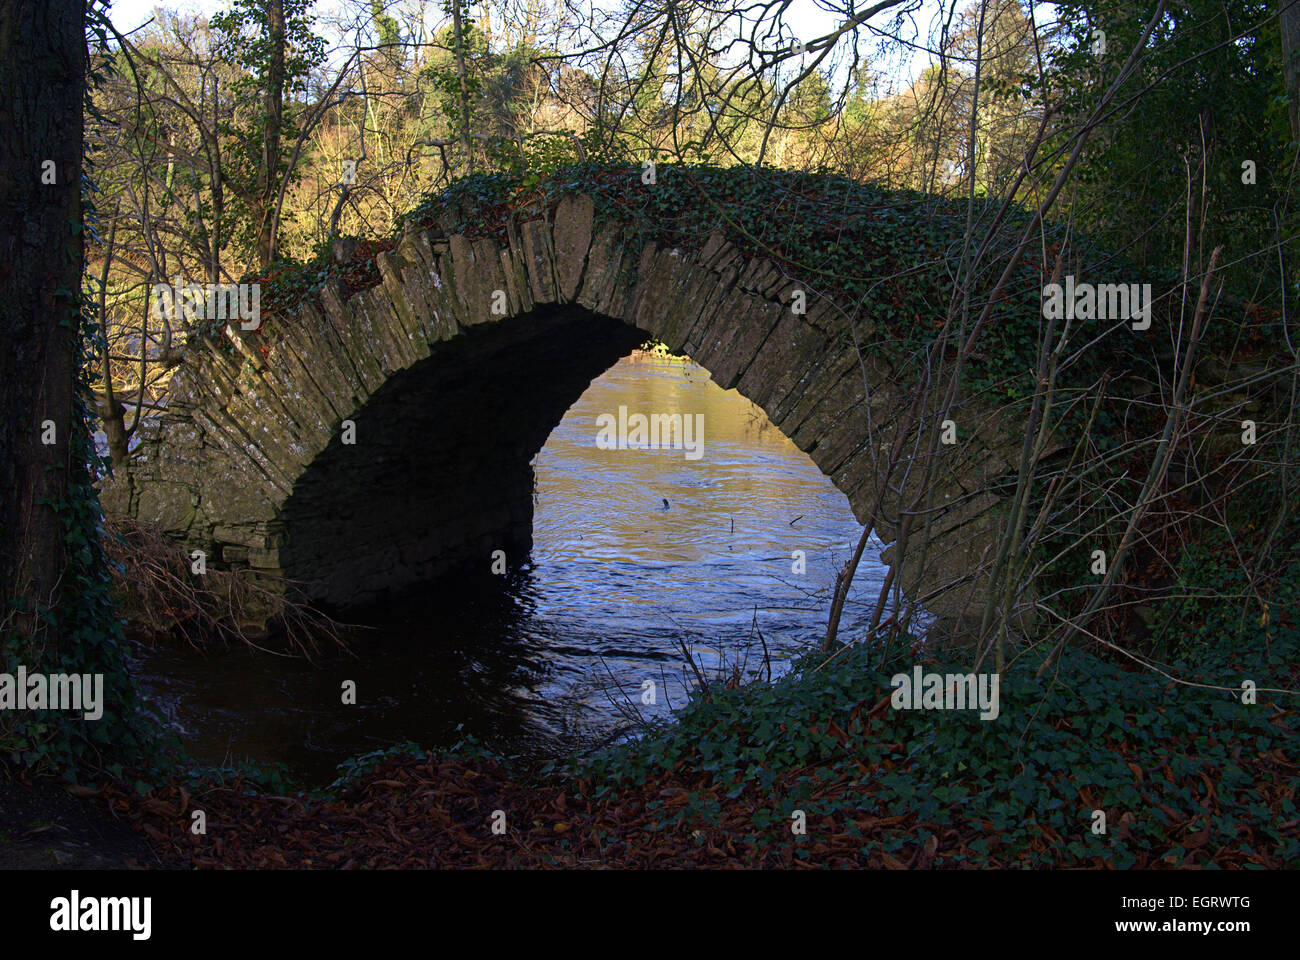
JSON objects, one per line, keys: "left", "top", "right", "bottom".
{"left": 136, "top": 482, "right": 196, "bottom": 535}
{"left": 553, "top": 194, "right": 593, "bottom": 301}
{"left": 519, "top": 219, "right": 556, "bottom": 304}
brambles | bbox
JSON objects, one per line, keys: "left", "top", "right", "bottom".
{"left": 102, "top": 516, "right": 344, "bottom": 658}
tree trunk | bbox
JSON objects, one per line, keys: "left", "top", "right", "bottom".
{"left": 0, "top": 0, "right": 86, "bottom": 636}
{"left": 1283, "top": 0, "right": 1300, "bottom": 142}
{"left": 95, "top": 208, "right": 131, "bottom": 467}
{"left": 257, "top": 0, "right": 286, "bottom": 267}
{"left": 98, "top": 395, "right": 130, "bottom": 466}
{"left": 451, "top": 0, "right": 475, "bottom": 174}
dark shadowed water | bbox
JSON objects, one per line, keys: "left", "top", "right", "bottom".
{"left": 134, "top": 353, "right": 885, "bottom": 784}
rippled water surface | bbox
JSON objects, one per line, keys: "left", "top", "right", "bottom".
{"left": 137, "top": 353, "right": 885, "bottom": 783}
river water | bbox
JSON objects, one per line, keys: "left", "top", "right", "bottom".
{"left": 135, "top": 352, "right": 885, "bottom": 784}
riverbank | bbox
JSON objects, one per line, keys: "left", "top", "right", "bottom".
{"left": 25, "top": 612, "right": 1289, "bottom": 870}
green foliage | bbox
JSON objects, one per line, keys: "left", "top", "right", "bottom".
{"left": 326, "top": 741, "right": 424, "bottom": 793}
{"left": 562, "top": 607, "right": 1298, "bottom": 865}
{"left": 1151, "top": 504, "right": 1300, "bottom": 665}
{"left": 370, "top": 0, "right": 402, "bottom": 54}
{"left": 212, "top": 0, "right": 326, "bottom": 95}
{"left": 1039, "top": 0, "right": 1292, "bottom": 303}
{"left": 211, "top": 0, "right": 327, "bottom": 265}
{"left": 181, "top": 756, "right": 295, "bottom": 795}
{"left": 322, "top": 728, "right": 504, "bottom": 797}
{"left": 420, "top": 10, "right": 487, "bottom": 145}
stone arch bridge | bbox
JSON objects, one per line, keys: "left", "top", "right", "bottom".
{"left": 101, "top": 189, "right": 1029, "bottom": 634}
